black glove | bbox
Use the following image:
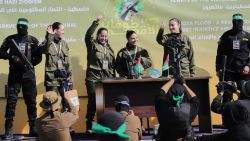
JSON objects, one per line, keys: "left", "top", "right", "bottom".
{"left": 224, "top": 81, "right": 237, "bottom": 93}
{"left": 216, "top": 81, "right": 237, "bottom": 95}
{"left": 10, "top": 55, "right": 21, "bottom": 64}
{"left": 216, "top": 82, "right": 224, "bottom": 94}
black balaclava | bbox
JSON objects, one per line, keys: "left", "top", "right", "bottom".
{"left": 17, "top": 18, "right": 29, "bottom": 36}
{"left": 232, "top": 13, "right": 243, "bottom": 32}
{"left": 114, "top": 95, "right": 130, "bottom": 112}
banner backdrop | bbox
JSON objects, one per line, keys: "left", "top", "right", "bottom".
{"left": 0, "top": 0, "right": 249, "bottom": 127}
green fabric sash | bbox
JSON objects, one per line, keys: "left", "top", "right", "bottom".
{"left": 92, "top": 122, "right": 131, "bottom": 140}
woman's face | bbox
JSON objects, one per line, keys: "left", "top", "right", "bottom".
{"left": 55, "top": 24, "right": 65, "bottom": 39}
{"left": 97, "top": 30, "right": 108, "bottom": 45}
{"left": 169, "top": 20, "right": 180, "bottom": 33}
{"left": 128, "top": 33, "right": 138, "bottom": 46}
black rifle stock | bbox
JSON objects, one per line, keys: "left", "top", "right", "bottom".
{"left": 11, "top": 39, "right": 34, "bottom": 74}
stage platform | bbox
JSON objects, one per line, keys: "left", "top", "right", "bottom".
{"left": 1, "top": 126, "right": 226, "bottom": 141}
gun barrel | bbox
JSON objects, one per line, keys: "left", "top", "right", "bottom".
{"left": 222, "top": 55, "right": 227, "bottom": 81}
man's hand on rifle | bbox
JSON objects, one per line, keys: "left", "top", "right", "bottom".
{"left": 11, "top": 55, "right": 21, "bottom": 64}
{"left": 216, "top": 70, "right": 224, "bottom": 79}
{"left": 216, "top": 82, "right": 224, "bottom": 95}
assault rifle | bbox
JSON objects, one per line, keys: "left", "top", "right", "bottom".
{"left": 171, "top": 35, "right": 185, "bottom": 78}
{"left": 11, "top": 39, "right": 34, "bottom": 74}
{"left": 216, "top": 55, "right": 235, "bottom": 103}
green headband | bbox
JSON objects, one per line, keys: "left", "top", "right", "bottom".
{"left": 241, "top": 81, "right": 250, "bottom": 99}
{"left": 17, "top": 21, "right": 29, "bottom": 26}
{"left": 169, "top": 91, "right": 184, "bottom": 107}
{"left": 233, "top": 15, "right": 243, "bottom": 20}
{"left": 91, "top": 122, "right": 131, "bottom": 140}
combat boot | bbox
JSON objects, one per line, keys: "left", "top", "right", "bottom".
{"left": 85, "top": 120, "right": 93, "bottom": 134}
{"left": 29, "top": 121, "right": 38, "bottom": 137}
{"left": 3, "top": 128, "right": 13, "bottom": 140}
{"left": 3, "top": 119, "right": 14, "bottom": 140}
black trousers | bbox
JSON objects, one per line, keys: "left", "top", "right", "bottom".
{"left": 5, "top": 69, "right": 37, "bottom": 128}
{"left": 85, "top": 80, "right": 96, "bottom": 122}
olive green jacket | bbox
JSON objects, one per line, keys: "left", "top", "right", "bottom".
{"left": 156, "top": 28, "right": 195, "bottom": 77}
{"left": 85, "top": 20, "right": 116, "bottom": 81}
{"left": 116, "top": 46, "right": 152, "bottom": 79}
{"left": 40, "top": 32, "right": 72, "bottom": 87}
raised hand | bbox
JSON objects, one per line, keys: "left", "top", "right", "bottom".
{"left": 96, "top": 15, "right": 103, "bottom": 23}
{"left": 47, "top": 25, "right": 54, "bottom": 34}
{"left": 160, "top": 21, "right": 164, "bottom": 29}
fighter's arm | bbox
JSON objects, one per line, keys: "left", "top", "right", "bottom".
{"left": 31, "top": 36, "right": 42, "bottom": 66}
{"left": 0, "top": 37, "right": 11, "bottom": 59}
{"left": 216, "top": 34, "right": 226, "bottom": 76}
{"left": 243, "top": 33, "right": 250, "bottom": 74}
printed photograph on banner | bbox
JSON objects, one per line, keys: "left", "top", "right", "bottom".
{"left": 116, "top": 0, "right": 144, "bottom": 21}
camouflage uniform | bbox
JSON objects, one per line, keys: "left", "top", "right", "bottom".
{"left": 156, "top": 28, "right": 195, "bottom": 77}
{"left": 85, "top": 20, "right": 116, "bottom": 129}
{"left": 41, "top": 32, "right": 72, "bottom": 88}
{"left": 116, "top": 45, "right": 152, "bottom": 79}
{"left": 40, "top": 32, "right": 72, "bottom": 110}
